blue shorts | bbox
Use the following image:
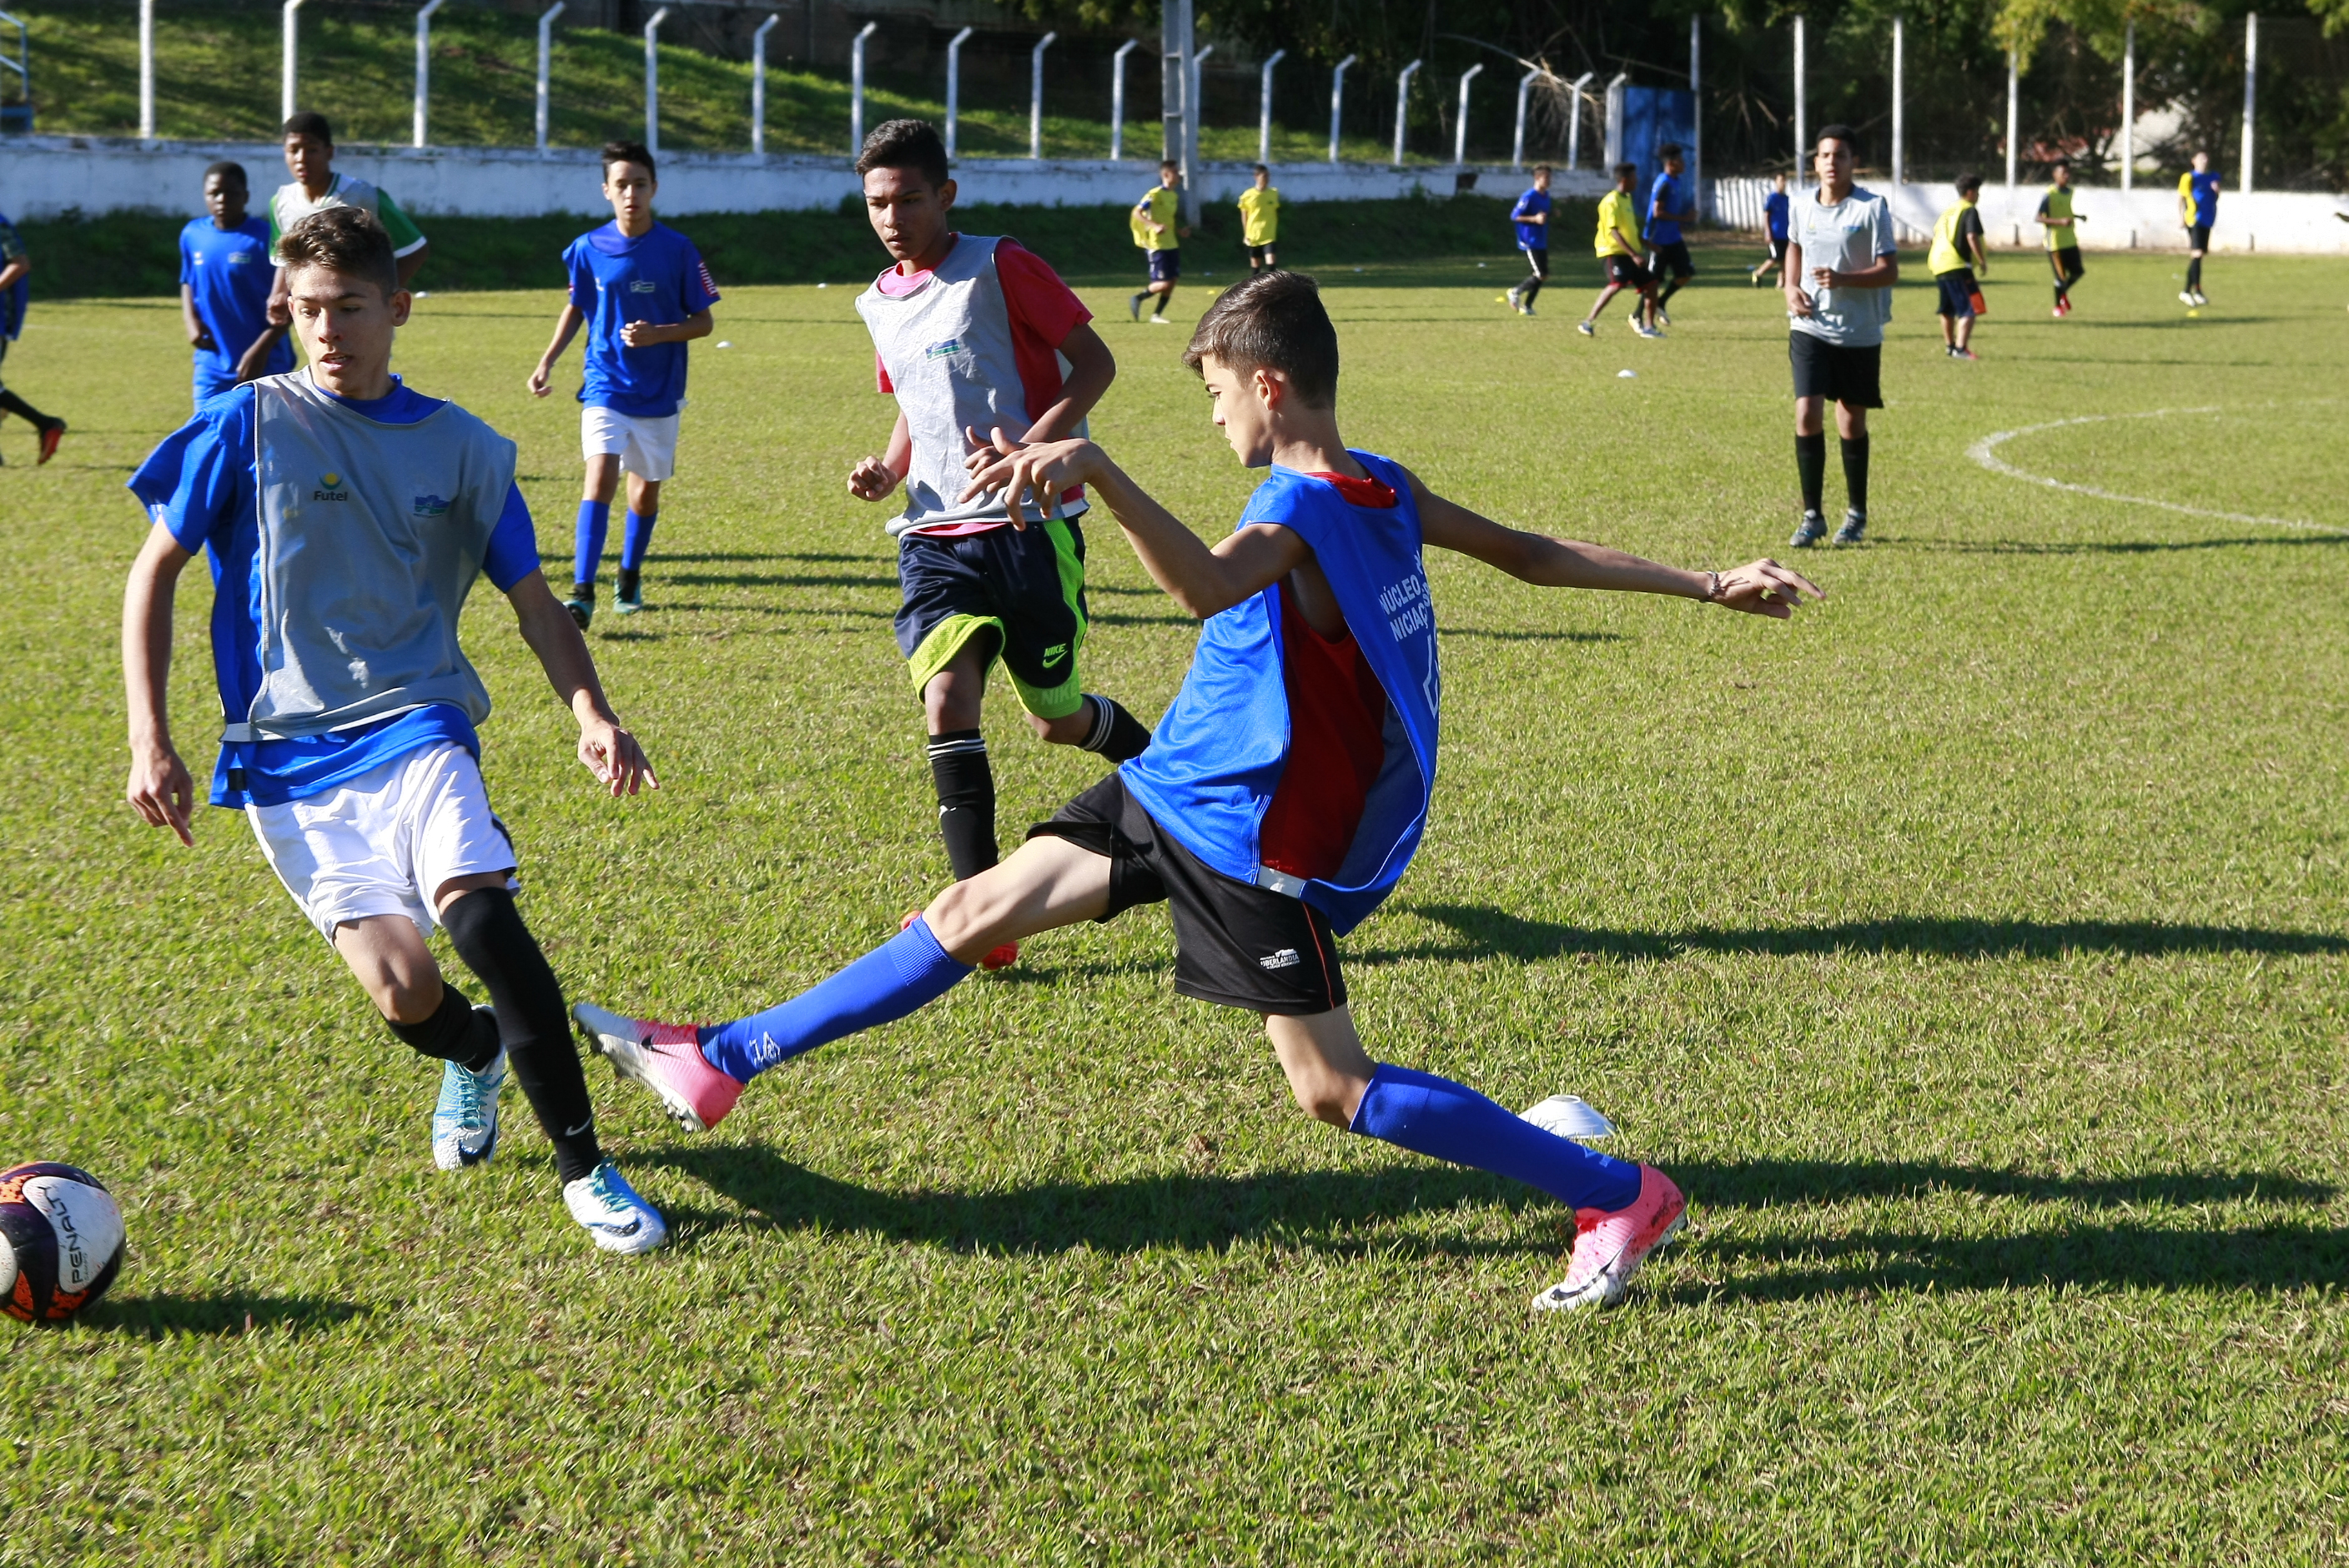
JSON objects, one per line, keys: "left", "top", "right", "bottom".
{"left": 895, "top": 516, "right": 1092, "bottom": 721}
{"left": 1935, "top": 269, "right": 1979, "bottom": 318}
{"left": 1147, "top": 249, "right": 1181, "bottom": 284}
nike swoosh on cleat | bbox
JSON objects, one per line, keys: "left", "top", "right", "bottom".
{"left": 593, "top": 1219, "right": 643, "bottom": 1236}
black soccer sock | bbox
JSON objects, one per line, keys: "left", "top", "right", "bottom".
{"left": 1152, "top": 289, "right": 1173, "bottom": 318}
{"left": 926, "top": 729, "right": 998, "bottom": 881}
{"left": 0, "top": 390, "right": 53, "bottom": 426}
{"left": 616, "top": 566, "right": 641, "bottom": 601}
{"left": 1657, "top": 277, "right": 1685, "bottom": 307}
{"left": 1077, "top": 693, "right": 1153, "bottom": 763}
{"left": 1795, "top": 431, "right": 1828, "bottom": 515}
{"left": 442, "top": 887, "right": 601, "bottom": 1185}
{"left": 1840, "top": 433, "right": 1871, "bottom": 515}
{"left": 2186, "top": 256, "right": 2203, "bottom": 292}
{"left": 1520, "top": 271, "right": 1544, "bottom": 305}
{"left": 385, "top": 981, "right": 501, "bottom": 1072}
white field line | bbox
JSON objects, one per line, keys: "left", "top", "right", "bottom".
{"left": 1967, "top": 407, "right": 2345, "bottom": 535}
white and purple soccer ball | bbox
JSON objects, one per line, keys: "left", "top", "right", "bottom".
{"left": 0, "top": 1162, "right": 125, "bottom": 1324}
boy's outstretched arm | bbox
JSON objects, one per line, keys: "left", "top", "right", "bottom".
{"left": 506, "top": 572, "right": 659, "bottom": 795}
{"left": 1408, "top": 472, "right": 1823, "bottom": 619}
{"left": 123, "top": 526, "right": 199, "bottom": 845}
{"left": 527, "top": 304, "right": 587, "bottom": 397}
{"left": 961, "top": 433, "right": 1308, "bottom": 617}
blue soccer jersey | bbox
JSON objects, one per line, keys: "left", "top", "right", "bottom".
{"left": 1763, "top": 190, "right": 1791, "bottom": 240}
{"left": 128, "top": 377, "right": 540, "bottom": 809}
{"left": 562, "top": 221, "right": 721, "bottom": 418}
{"left": 0, "top": 210, "right": 28, "bottom": 341}
{"left": 180, "top": 215, "right": 294, "bottom": 389}
{"left": 1511, "top": 188, "right": 1552, "bottom": 250}
{"left": 1647, "top": 173, "right": 1687, "bottom": 245}
{"left": 2186, "top": 170, "right": 2221, "bottom": 228}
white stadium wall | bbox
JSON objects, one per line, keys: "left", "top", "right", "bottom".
{"left": 0, "top": 133, "right": 1610, "bottom": 222}
{"left": 1713, "top": 175, "right": 2349, "bottom": 255}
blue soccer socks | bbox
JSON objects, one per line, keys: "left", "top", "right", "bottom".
{"left": 1349, "top": 1062, "right": 1642, "bottom": 1213}
{"left": 697, "top": 916, "right": 973, "bottom": 1082}
{"left": 573, "top": 499, "right": 613, "bottom": 588}
{"left": 620, "top": 509, "right": 658, "bottom": 572}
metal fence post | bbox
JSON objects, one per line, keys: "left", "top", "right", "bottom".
{"left": 1257, "top": 48, "right": 1285, "bottom": 166}
{"left": 944, "top": 25, "right": 972, "bottom": 158}
{"left": 536, "top": 2, "right": 563, "bottom": 153}
{"left": 752, "top": 13, "right": 777, "bottom": 154}
{"left": 643, "top": 7, "right": 669, "bottom": 155}
{"left": 1690, "top": 13, "right": 1703, "bottom": 214}
{"left": 1512, "top": 68, "right": 1537, "bottom": 168}
{"left": 414, "top": 0, "right": 445, "bottom": 148}
{"left": 1329, "top": 54, "right": 1356, "bottom": 163}
{"left": 1391, "top": 58, "right": 1421, "bottom": 167}
{"left": 2004, "top": 48, "right": 2018, "bottom": 189}
{"left": 1889, "top": 13, "right": 1903, "bottom": 186}
{"left": 850, "top": 20, "right": 878, "bottom": 154}
{"left": 1453, "top": 62, "right": 1481, "bottom": 168}
{"left": 1030, "top": 31, "right": 1057, "bottom": 161}
{"left": 281, "top": 0, "right": 305, "bottom": 122}
{"left": 1110, "top": 38, "right": 1138, "bottom": 160}
{"left": 2241, "top": 12, "right": 2257, "bottom": 193}
{"left": 1187, "top": 42, "right": 1209, "bottom": 219}
{"left": 1793, "top": 14, "right": 1806, "bottom": 178}
{"left": 2120, "top": 18, "right": 2135, "bottom": 190}
{"left": 1566, "top": 71, "right": 1592, "bottom": 168}
{"left": 138, "top": 0, "right": 154, "bottom": 142}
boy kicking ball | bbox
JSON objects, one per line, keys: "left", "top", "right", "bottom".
{"left": 529, "top": 140, "right": 719, "bottom": 629}
{"left": 576, "top": 270, "right": 1821, "bottom": 1310}
{"left": 125, "top": 208, "right": 668, "bottom": 1255}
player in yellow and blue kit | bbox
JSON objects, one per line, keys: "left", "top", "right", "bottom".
{"left": 2178, "top": 151, "right": 2220, "bottom": 306}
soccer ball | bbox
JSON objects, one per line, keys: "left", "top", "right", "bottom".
{"left": 0, "top": 1163, "right": 124, "bottom": 1324}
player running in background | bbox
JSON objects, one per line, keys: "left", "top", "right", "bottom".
{"left": 258, "top": 112, "right": 430, "bottom": 376}
{"left": 2178, "top": 150, "right": 2219, "bottom": 306}
{"left": 1129, "top": 161, "right": 1190, "bottom": 324}
{"left": 1577, "top": 163, "right": 1662, "bottom": 339}
{"left": 1644, "top": 144, "right": 1698, "bottom": 324}
{"left": 528, "top": 141, "right": 718, "bottom": 629}
{"left": 1750, "top": 172, "right": 1791, "bottom": 286}
{"left": 180, "top": 162, "right": 294, "bottom": 407}
{"left": 576, "top": 269, "right": 1822, "bottom": 1312}
{"left": 1784, "top": 125, "right": 1897, "bottom": 549}
{"left": 1930, "top": 174, "right": 1990, "bottom": 360}
{"left": 123, "top": 208, "right": 666, "bottom": 1255}
{"left": 2038, "top": 158, "right": 2085, "bottom": 317}
{"left": 0, "top": 207, "right": 65, "bottom": 465}
{"left": 1238, "top": 165, "right": 1282, "bottom": 274}
{"left": 1505, "top": 164, "right": 1552, "bottom": 315}
{"left": 844, "top": 120, "right": 1153, "bottom": 965}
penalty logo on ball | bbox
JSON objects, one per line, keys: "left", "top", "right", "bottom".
{"left": 0, "top": 1163, "right": 126, "bottom": 1324}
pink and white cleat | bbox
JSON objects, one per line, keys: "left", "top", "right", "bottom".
{"left": 1532, "top": 1164, "right": 1688, "bottom": 1313}
{"left": 572, "top": 1002, "right": 742, "bottom": 1133}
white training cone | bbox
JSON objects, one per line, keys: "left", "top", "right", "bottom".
{"left": 1617, "top": 369, "right": 1637, "bottom": 379}
{"left": 716, "top": 340, "right": 733, "bottom": 349}
{"left": 1519, "top": 1094, "right": 1616, "bottom": 1141}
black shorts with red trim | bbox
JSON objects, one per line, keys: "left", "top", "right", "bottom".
{"left": 1027, "top": 771, "right": 1346, "bottom": 1016}
{"left": 1607, "top": 254, "right": 1654, "bottom": 289}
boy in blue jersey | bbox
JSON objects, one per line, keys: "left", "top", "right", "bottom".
{"left": 179, "top": 162, "right": 294, "bottom": 406}
{"left": 576, "top": 269, "right": 1822, "bottom": 1312}
{"left": 2177, "top": 150, "right": 2220, "bottom": 306}
{"left": 1750, "top": 173, "right": 1791, "bottom": 286}
{"left": 1644, "top": 144, "right": 1698, "bottom": 324}
{"left": 0, "top": 209, "right": 65, "bottom": 465}
{"left": 530, "top": 141, "right": 719, "bottom": 628}
{"left": 1504, "top": 164, "right": 1552, "bottom": 315}
{"left": 124, "top": 208, "right": 668, "bottom": 1255}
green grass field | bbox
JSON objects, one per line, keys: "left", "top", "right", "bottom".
{"left": 5, "top": 239, "right": 2349, "bottom": 1561}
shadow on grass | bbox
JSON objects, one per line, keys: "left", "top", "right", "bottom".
{"left": 661, "top": 570, "right": 898, "bottom": 590}
{"left": 1442, "top": 628, "right": 1625, "bottom": 644}
{"left": 646, "top": 1145, "right": 2326, "bottom": 1264}
{"left": 78, "top": 1294, "right": 369, "bottom": 1338}
{"left": 1900, "top": 535, "right": 2347, "bottom": 555}
{"left": 1351, "top": 905, "right": 2349, "bottom": 965}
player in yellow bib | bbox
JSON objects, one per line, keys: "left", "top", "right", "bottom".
{"left": 1237, "top": 165, "right": 1283, "bottom": 273}
{"left": 1929, "top": 173, "right": 1989, "bottom": 359}
{"left": 1129, "top": 161, "right": 1190, "bottom": 324}
{"left": 2035, "top": 158, "right": 2085, "bottom": 318}
{"left": 1575, "top": 163, "right": 1661, "bottom": 338}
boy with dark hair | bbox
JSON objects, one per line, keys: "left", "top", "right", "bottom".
{"left": 258, "top": 112, "right": 430, "bottom": 374}
{"left": 1504, "top": 164, "right": 1551, "bottom": 316}
{"left": 1129, "top": 160, "right": 1190, "bottom": 323}
{"left": 1750, "top": 172, "right": 1790, "bottom": 286}
{"left": 1577, "top": 163, "right": 1661, "bottom": 339}
{"left": 528, "top": 140, "right": 720, "bottom": 627}
{"left": 576, "top": 267, "right": 1823, "bottom": 1313}
{"left": 180, "top": 161, "right": 294, "bottom": 406}
{"left": 0, "top": 206, "right": 65, "bottom": 464}
{"left": 124, "top": 207, "right": 667, "bottom": 1255}
{"left": 1645, "top": 143, "right": 1698, "bottom": 324}
{"left": 1930, "top": 174, "right": 1990, "bottom": 360}
{"left": 1783, "top": 125, "right": 1896, "bottom": 548}
{"left": 2177, "top": 150, "right": 2218, "bottom": 306}
{"left": 2038, "top": 158, "right": 2085, "bottom": 318}
{"left": 1238, "top": 164, "right": 1282, "bottom": 273}
{"left": 841, "top": 118, "right": 1152, "bottom": 969}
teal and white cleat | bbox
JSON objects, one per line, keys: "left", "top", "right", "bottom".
{"left": 562, "top": 1159, "right": 669, "bottom": 1255}
{"left": 431, "top": 1034, "right": 506, "bottom": 1171}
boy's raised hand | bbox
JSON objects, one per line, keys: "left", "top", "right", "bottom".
{"left": 1713, "top": 558, "right": 1825, "bottom": 620}
{"left": 958, "top": 426, "right": 1102, "bottom": 530}
{"left": 576, "top": 716, "right": 658, "bottom": 797}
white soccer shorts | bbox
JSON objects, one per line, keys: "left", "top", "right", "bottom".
{"left": 581, "top": 405, "right": 681, "bottom": 482}
{"left": 247, "top": 741, "right": 519, "bottom": 942}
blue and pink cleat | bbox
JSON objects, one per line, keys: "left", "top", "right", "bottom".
{"left": 572, "top": 1003, "right": 743, "bottom": 1133}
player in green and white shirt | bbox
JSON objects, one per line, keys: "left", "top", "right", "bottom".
{"left": 249, "top": 111, "right": 430, "bottom": 378}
